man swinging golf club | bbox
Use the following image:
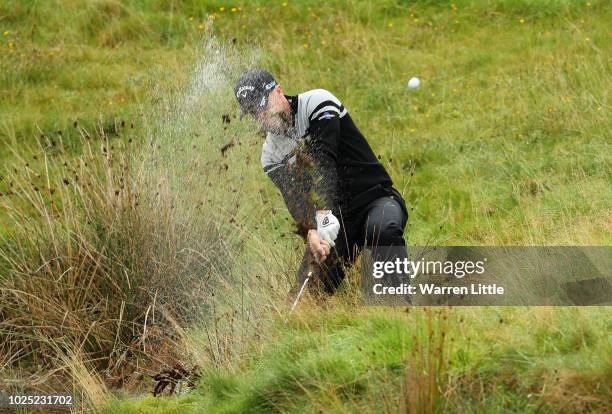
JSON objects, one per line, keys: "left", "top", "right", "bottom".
{"left": 234, "top": 69, "right": 410, "bottom": 299}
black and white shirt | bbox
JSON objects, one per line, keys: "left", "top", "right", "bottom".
{"left": 260, "top": 89, "right": 396, "bottom": 234}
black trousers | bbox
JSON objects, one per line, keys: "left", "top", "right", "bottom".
{"left": 296, "top": 188, "right": 409, "bottom": 295}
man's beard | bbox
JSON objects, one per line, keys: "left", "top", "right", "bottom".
{"left": 264, "top": 111, "right": 296, "bottom": 137}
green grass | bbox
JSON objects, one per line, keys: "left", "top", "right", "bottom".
{"left": 1, "top": 0, "right": 611, "bottom": 413}
{"left": 2, "top": 0, "right": 610, "bottom": 244}
{"left": 107, "top": 306, "right": 611, "bottom": 413}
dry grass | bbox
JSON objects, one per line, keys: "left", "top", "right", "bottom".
{"left": 400, "top": 308, "right": 451, "bottom": 414}
{"left": 0, "top": 121, "right": 234, "bottom": 401}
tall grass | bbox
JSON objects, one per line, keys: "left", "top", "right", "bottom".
{"left": 0, "top": 31, "right": 288, "bottom": 406}
{"left": 401, "top": 308, "right": 450, "bottom": 414}
{"left": 0, "top": 126, "right": 213, "bottom": 402}
{"left": 1, "top": 0, "right": 610, "bottom": 412}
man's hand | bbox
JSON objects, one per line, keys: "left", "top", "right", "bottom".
{"left": 307, "top": 229, "right": 331, "bottom": 262}
{"left": 316, "top": 210, "right": 340, "bottom": 247}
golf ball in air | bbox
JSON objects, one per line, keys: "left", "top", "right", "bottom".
{"left": 407, "top": 77, "right": 421, "bottom": 89}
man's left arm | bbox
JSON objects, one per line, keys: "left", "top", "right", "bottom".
{"left": 308, "top": 111, "right": 342, "bottom": 213}
{"left": 306, "top": 110, "right": 344, "bottom": 250}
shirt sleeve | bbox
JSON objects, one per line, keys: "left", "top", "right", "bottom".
{"left": 307, "top": 110, "right": 341, "bottom": 213}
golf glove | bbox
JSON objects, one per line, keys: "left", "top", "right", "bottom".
{"left": 316, "top": 210, "right": 340, "bottom": 247}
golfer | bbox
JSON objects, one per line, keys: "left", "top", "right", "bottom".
{"left": 234, "top": 69, "right": 409, "bottom": 296}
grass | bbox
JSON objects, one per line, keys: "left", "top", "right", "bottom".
{"left": 0, "top": 0, "right": 610, "bottom": 412}
{"left": 107, "top": 306, "right": 612, "bottom": 413}
{"left": 2, "top": 0, "right": 610, "bottom": 243}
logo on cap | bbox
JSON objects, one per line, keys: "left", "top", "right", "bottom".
{"left": 236, "top": 85, "right": 254, "bottom": 98}
{"left": 264, "top": 81, "right": 277, "bottom": 90}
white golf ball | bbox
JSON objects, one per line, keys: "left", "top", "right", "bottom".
{"left": 407, "top": 77, "right": 421, "bottom": 89}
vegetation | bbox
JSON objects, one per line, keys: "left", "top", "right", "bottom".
{"left": 0, "top": 0, "right": 610, "bottom": 412}
{"left": 108, "top": 306, "right": 612, "bottom": 413}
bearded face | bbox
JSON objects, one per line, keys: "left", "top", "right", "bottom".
{"left": 256, "top": 108, "right": 295, "bottom": 137}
